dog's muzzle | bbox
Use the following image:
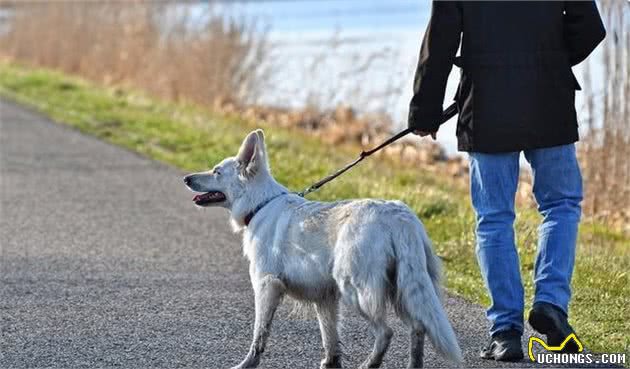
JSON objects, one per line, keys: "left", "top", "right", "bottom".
{"left": 183, "top": 176, "right": 226, "bottom": 206}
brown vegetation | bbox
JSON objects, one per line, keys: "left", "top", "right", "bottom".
{"left": 0, "top": 1, "right": 270, "bottom": 104}
{"left": 578, "top": 0, "right": 629, "bottom": 231}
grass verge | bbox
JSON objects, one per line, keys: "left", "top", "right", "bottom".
{"left": 1, "top": 62, "right": 628, "bottom": 356}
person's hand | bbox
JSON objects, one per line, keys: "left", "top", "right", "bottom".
{"left": 413, "top": 130, "right": 437, "bottom": 140}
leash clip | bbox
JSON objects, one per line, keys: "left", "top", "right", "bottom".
{"left": 296, "top": 186, "right": 315, "bottom": 198}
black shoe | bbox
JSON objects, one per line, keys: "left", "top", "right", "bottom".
{"left": 480, "top": 329, "right": 524, "bottom": 362}
{"left": 528, "top": 302, "right": 581, "bottom": 353}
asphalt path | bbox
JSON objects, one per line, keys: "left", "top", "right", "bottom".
{"left": 0, "top": 99, "right": 615, "bottom": 368}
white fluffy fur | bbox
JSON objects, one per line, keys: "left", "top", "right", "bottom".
{"left": 185, "top": 130, "right": 463, "bottom": 369}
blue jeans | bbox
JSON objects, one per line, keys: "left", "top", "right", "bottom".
{"left": 469, "top": 144, "right": 583, "bottom": 336}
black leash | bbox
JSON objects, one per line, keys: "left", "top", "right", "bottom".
{"left": 296, "top": 102, "right": 458, "bottom": 197}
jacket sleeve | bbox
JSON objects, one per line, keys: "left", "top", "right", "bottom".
{"left": 408, "top": 1, "right": 462, "bottom": 132}
{"left": 563, "top": 1, "right": 606, "bottom": 66}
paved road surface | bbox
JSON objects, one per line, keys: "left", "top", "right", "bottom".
{"left": 0, "top": 99, "right": 613, "bottom": 368}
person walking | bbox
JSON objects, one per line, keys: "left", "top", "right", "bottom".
{"left": 409, "top": 1, "right": 606, "bottom": 361}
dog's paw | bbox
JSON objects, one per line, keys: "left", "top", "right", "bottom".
{"left": 320, "top": 363, "right": 342, "bottom": 369}
{"left": 358, "top": 358, "right": 380, "bottom": 369}
{"left": 229, "top": 357, "right": 258, "bottom": 369}
{"left": 320, "top": 354, "right": 342, "bottom": 369}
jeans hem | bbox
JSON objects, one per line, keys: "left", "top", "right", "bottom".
{"left": 490, "top": 325, "right": 524, "bottom": 337}
{"left": 533, "top": 297, "right": 569, "bottom": 316}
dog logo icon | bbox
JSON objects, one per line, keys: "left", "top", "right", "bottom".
{"left": 528, "top": 333, "right": 584, "bottom": 361}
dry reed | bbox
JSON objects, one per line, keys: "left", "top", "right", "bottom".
{"left": 579, "top": 0, "right": 630, "bottom": 231}
{"left": 0, "top": 1, "right": 271, "bottom": 105}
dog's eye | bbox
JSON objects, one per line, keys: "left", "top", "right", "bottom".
{"left": 213, "top": 169, "right": 221, "bottom": 176}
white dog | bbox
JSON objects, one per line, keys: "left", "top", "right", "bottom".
{"left": 184, "top": 129, "right": 462, "bottom": 369}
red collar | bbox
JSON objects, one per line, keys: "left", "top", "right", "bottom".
{"left": 244, "top": 212, "right": 255, "bottom": 226}
{"left": 243, "top": 193, "right": 288, "bottom": 227}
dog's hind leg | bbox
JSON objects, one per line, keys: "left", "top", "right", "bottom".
{"left": 408, "top": 327, "right": 426, "bottom": 368}
{"left": 232, "top": 275, "right": 285, "bottom": 369}
{"left": 359, "top": 315, "right": 393, "bottom": 369}
{"left": 336, "top": 264, "right": 392, "bottom": 367}
{"left": 352, "top": 288, "right": 392, "bottom": 369}
{"left": 316, "top": 300, "right": 342, "bottom": 369}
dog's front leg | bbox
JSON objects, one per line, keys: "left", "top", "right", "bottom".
{"left": 316, "top": 301, "right": 342, "bottom": 368}
{"left": 231, "top": 275, "right": 285, "bottom": 369}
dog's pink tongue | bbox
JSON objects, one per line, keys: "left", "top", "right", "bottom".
{"left": 193, "top": 194, "right": 206, "bottom": 202}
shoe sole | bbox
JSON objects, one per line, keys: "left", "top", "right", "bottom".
{"left": 496, "top": 352, "right": 524, "bottom": 362}
{"left": 480, "top": 343, "right": 524, "bottom": 362}
{"left": 480, "top": 349, "right": 524, "bottom": 362}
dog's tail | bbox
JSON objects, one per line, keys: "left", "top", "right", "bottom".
{"left": 394, "top": 218, "right": 463, "bottom": 364}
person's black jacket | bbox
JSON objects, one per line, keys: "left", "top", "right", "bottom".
{"left": 408, "top": 1, "right": 606, "bottom": 153}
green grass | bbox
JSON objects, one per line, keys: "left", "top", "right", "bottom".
{"left": 1, "top": 62, "right": 628, "bottom": 357}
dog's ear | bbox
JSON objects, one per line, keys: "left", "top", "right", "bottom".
{"left": 253, "top": 129, "right": 267, "bottom": 155}
{"left": 237, "top": 130, "right": 267, "bottom": 177}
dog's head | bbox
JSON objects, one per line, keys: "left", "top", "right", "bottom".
{"left": 183, "top": 129, "right": 270, "bottom": 210}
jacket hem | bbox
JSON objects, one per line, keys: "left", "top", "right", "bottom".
{"left": 458, "top": 136, "right": 579, "bottom": 153}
